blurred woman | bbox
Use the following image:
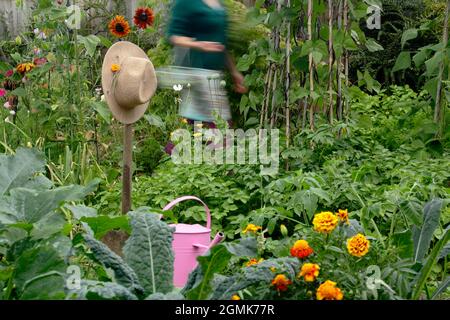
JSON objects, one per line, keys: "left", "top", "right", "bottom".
{"left": 165, "top": 0, "right": 247, "bottom": 154}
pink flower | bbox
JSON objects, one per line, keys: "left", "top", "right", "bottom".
{"left": 33, "top": 57, "right": 47, "bottom": 66}
{"left": 5, "top": 70, "right": 13, "bottom": 77}
{"left": 0, "top": 88, "right": 6, "bottom": 97}
{"left": 3, "top": 101, "right": 12, "bottom": 109}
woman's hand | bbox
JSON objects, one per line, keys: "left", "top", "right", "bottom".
{"left": 170, "top": 36, "right": 224, "bottom": 52}
{"left": 193, "top": 41, "right": 225, "bottom": 52}
{"left": 231, "top": 71, "right": 248, "bottom": 94}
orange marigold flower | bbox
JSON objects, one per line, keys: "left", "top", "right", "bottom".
{"left": 134, "top": 7, "right": 154, "bottom": 29}
{"left": 231, "top": 294, "right": 241, "bottom": 300}
{"left": 271, "top": 274, "right": 292, "bottom": 292}
{"left": 336, "top": 209, "right": 349, "bottom": 224}
{"left": 347, "top": 233, "right": 370, "bottom": 257}
{"left": 299, "top": 263, "right": 320, "bottom": 282}
{"left": 313, "top": 211, "right": 338, "bottom": 234}
{"left": 242, "top": 223, "right": 262, "bottom": 234}
{"left": 245, "top": 258, "right": 264, "bottom": 267}
{"left": 111, "top": 64, "right": 121, "bottom": 72}
{"left": 316, "top": 280, "right": 344, "bottom": 300}
{"left": 16, "top": 63, "right": 35, "bottom": 74}
{"left": 290, "top": 240, "right": 314, "bottom": 259}
{"left": 109, "top": 15, "right": 131, "bottom": 38}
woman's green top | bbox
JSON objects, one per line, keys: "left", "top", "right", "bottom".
{"left": 167, "top": 0, "right": 228, "bottom": 71}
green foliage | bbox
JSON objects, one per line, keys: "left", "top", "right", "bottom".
{"left": 123, "top": 211, "right": 175, "bottom": 296}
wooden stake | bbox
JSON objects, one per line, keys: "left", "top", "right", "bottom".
{"left": 122, "top": 123, "right": 133, "bottom": 214}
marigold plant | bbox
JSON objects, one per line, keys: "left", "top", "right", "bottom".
{"left": 271, "top": 274, "right": 292, "bottom": 292}
{"left": 336, "top": 209, "right": 349, "bottom": 224}
{"left": 347, "top": 233, "right": 370, "bottom": 257}
{"left": 312, "top": 211, "right": 338, "bottom": 234}
{"left": 290, "top": 240, "right": 314, "bottom": 259}
{"left": 16, "top": 63, "right": 35, "bottom": 74}
{"left": 242, "top": 223, "right": 262, "bottom": 234}
{"left": 245, "top": 258, "right": 263, "bottom": 267}
{"left": 316, "top": 280, "right": 344, "bottom": 300}
{"left": 299, "top": 263, "right": 320, "bottom": 282}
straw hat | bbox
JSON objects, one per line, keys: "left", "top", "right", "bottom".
{"left": 101, "top": 41, "right": 157, "bottom": 124}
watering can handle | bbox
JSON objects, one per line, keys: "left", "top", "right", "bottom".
{"left": 162, "top": 196, "right": 211, "bottom": 229}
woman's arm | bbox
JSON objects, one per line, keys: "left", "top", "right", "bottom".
{"left": 169, "top": 35, "right": 225, "bottom": 53}
{"left": 225, "top": 51, "right": 247, "bottom": 93}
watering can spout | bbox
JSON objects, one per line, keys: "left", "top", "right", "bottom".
{"left": 208, "top": 232, "right": 225, "bottom": 250}
{"left": 192, "top": 232, "right": 224, "bottom": 251}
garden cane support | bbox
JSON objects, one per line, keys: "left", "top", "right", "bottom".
{"left": 122, "top": 123, "right": 133, "bottom": 214}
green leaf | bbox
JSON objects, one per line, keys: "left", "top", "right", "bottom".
{"left": 391, "top": 230, "right": 414, "bottom": 259}
{"left": 224, "top": 237, "right": 257, "bottom": 258}
{"left": 431, "top": 277, "right": 450, "bottom": 299}
{"left": 65, "top": 204, "right": 97, "bottom": 220}
{"left": 20, "top": 272, "right": 66, "bottom": 300}
{"left": 30, "top": 212, "right": 66, "bottom": 240}
{"left": 412, "top": 227, "right": 450, "bottom": 300}
{"left": 144, "top": 114, "right": 165, "bottom": 129}
{"left": 77, "top": 35, "right": 101, "bottom": 57}
{"left": 10, "top": 87, "right": 27, "bottom": 97}
{"left": 81, "top": 215, "right": 130, "bottom": 239}
{"left": 0, "top": 148, "right": 46, "bottom": 196}
{"left": 425, "top": 51, "right": 444, "bottom": 77}
{"left": 0, "top": 183, "right": 98, "bottom": 224}
{"left": 185, "top": 244, "right": 232, "bottom": 300}
{"left": 413, "top": 48, "right": 431, "bottom": 68}
{"left": 413, "top": 199, "right": 444, "bottom": 262}
{"left": 90, "top": 101, "right": 111, "bottom": 124}
{"left": 366, "top": 38, "right": 384, "bottom": 52}
{"left": 123, "top": 211, "right": 175, "bottom": 295}
{"left": 83, "top": 234, "right": 144, "bottom": 295}
{"left": 401, "top": 29, "right": 418, "bottom": 49}
{"left": 236, "top": 52, "right": 256, "bottom": 72}
{"left": 392, "top": 52, "right": 411, "bottom": 72}
{"left": 14, "top": 245, "right": 66, "bottom": 295}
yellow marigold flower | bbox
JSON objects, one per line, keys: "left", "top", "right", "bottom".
{"left": 181, "top": 118, "right": 188, "bottom": 124}
{"left": 193, "top": 132, "right": 202, "bottom": 138}
{"left": 111, "top": 64, "right": 121, "bottom": 72}
{"left": 16, "top": 63, "right": 35, "bottom": 74}
{"left": 290, "top": 240, "right": 314, "bottom": 259}
{"left": 313, "top": 211, "right": 338, "bottom": 234}
{"left": 336, "top": 209, "right": 349, "bottom": 224}
{"left": 299, "top": 263, "right": 320, "bottom": 282}
{"left": 270, "top": 267, "right": 277, "bottom": 273}
{"left": 242, "top": 223, "right": 262, "bottom": 234}
{"left": 316, "top": 280, "right": 344, "bottom": 300}
{"left": 347, "top": 233, "right": 370, "bottom": 257}
{"left": 231, "top": 294, "right": 241, "bottom": 300}
{"left": 245, "top": 258, "right": 264, "bottom": 267}
{"left": 271, "top": 274, "right": 292, "bottom": 292}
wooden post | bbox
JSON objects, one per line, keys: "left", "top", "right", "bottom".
{"left": 121, "top": 123, "right": 133, "bottom": 214}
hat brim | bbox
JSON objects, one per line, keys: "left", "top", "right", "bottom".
{"left": 102, "top": 41, "right": 157, "bottom": 124}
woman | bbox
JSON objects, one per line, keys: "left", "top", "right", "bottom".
{"left": 165, "top": 0, "right": 246, "bottom": 146}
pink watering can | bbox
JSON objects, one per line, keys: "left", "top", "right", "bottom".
{"left": 162, "top": 196, "right": 224, "bottom": 287}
